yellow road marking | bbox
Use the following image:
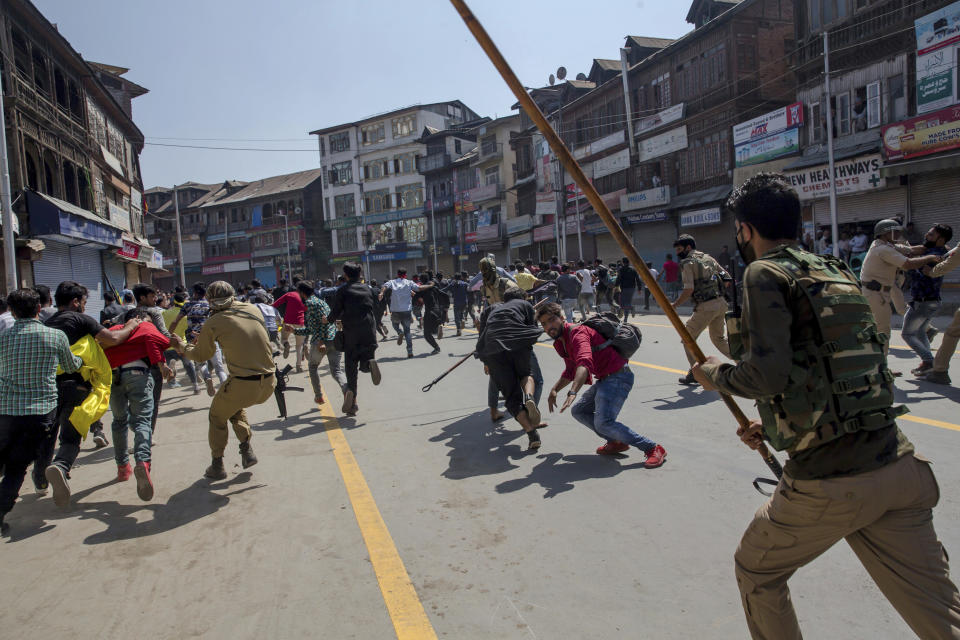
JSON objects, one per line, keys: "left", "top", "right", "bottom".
{"left": 317, "top": 393, "right": 437, "bottom": 640}
{"left": 900, "top": 414, "right": 960, "bottom": 433}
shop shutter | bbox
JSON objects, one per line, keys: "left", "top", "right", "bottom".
{"left": 70, "top": 245, "right": 105, "bottom": 321}
{"left": 595, "top": 232, "right": 627, "bottom": 264}
{"left": 812, "top": 186, "right": 907, "bottom": 226}
{"left": 32, "top": 240, "right": 73, "bottom": 293}
{"left": 254, "top": 265, "right": 277, "bottom": 289}
{"left": 102, "top": 255, "right": 127, "bottom": 296}
{"left": 910, "top": 170, "right": 960, "bottom": 284}
{"left": 631, "top": 220, "right": 680, "bottom": 268}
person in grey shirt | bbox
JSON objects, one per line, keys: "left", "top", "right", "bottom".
{"left": 35, "top": 285, "right": 56, "bottom": 322}
{"left": 555, "top": 265, "right": 581, "bottom": 322}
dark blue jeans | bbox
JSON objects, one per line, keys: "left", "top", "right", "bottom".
{"left": 0, "top": 411, "right": 56, "bottom": 515}
{"left": 571, "top": 368, "right": 654, "bottom": 453}
{"left": 391, "top": 311, "right": 414, "bottom": 354}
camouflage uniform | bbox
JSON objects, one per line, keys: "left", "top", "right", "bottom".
{"left": 679, "top": 249, "right": 730, "bottom": 366}
{"left": 701, "top": 244, "right": 960, "bottom": 639}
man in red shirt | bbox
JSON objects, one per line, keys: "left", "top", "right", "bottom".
{"left": 102, "top": 309, "right": 171, "bottom": 501}
{"left": 659, "top": 253, "right": 681, "bottom": 299}
{"left": 536, "top": 302, "right": 666, "bottom": 467}
{"left": 273, "top": 287, "right": 308, "bottom": 371}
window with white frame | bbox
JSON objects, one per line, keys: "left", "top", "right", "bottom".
{"left": 397, "top": 183, "right": 423, "bottom": 209}
{"left": 330, "top": 161, "right": 352, "bottom": 185}
{"left": 392, "top": 115, "right": 416, "bottom": 138}
{"left": 329, "top": 131, "right": 350, "bottom": 153}
{"left": 837, "top": 92, "right": 851, "bottom": 136}
{"left": 361, "top": 123, "right": 385, "bottom": 145}
{"left": 336, "top": 227, "right": 358, "bottom": 252}
{"left": 484, "top": 166, "right": 499, "bottom": 186}
{"left": 866, "top": 82, "right": 881, "bottom": 129}
{"left": 809, "top": 102, "right": 822, "bottom": 144}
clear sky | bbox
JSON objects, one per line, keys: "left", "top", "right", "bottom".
{"left": 33, "top": 0, "right": 693, "bottom": 190}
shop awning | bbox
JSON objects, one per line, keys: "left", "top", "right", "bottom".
{"left": 880, "top": 152, "right": 960, "bottom": 178}
{"left": 26, "top": 189, "right": 122, "bottom": 247}
{"left": 783, "top": 141, "right": 880, "bottom": 171}
{"left": 669, "top": 184, "right": 731, "bottom": 210}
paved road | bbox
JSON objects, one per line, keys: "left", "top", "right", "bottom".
{"left": 2, "top": 311, "right": 959, "bottom": 639}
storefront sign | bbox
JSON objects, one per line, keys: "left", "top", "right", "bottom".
{"left": 601, "top": 188, "right": 627, "bottom": 212}
{"left": 882, "top": 106, "right": 960, "bottom": 160}
{"left": 784, "top": 154, "right": 885, "bottom": 200}
{"left": 509, "top": 232, "right": 532, "bottom": 249}
{"left": 533, "top": 224, "right": 555, "bottom": 242}
{"left": 535, "top": 192, "right": 555, "bottom": 216}
{"left": 464, "top": 231, "right": 477, "bottom": 243}
{"left": 735, "top": 128, "right": 801, "bottom": 167}
{"left": 468, "top": 182, "right": 499, "bottom": 203}
{"left": 476, "top": 223, "right": 500, "bottom": 241}
{"left": 149, "top": 250, "right": 164, "bottom": 270}
{"left": 623, "top": 210, "right": 668, "bottom": 225}
{"left": 638, "top": 126, "right": 688, "bottom": 162}
{"left": 574, "top": 130, "right": 625, "bottom": 159}
{"left": 592, "top": 148, "right": 631, "bottom": 179}
{"left": 325, "top": 216, "right": 361, "bottom": 230}
{"left": 621, "top": 186, "right": 670, "bottom": 212}
{"left": 109, "top": 202, "right": 131, "bottom": 232}
{"left": 375, "top": 241, "right": 408, "bottom": 253}
{"left": 163, "top": 256, "right": 176, "bottom": 267}
{"left": 917, "top": 48, "right": 957, "bottom": 113}
{"left": 679, "top": 207, "right": 722, "bottom": 227}
{"left": 451, "top": 244, "right": 479, "bottom": 255}
{"left": 916, "top": 0, "right": 960, "bottom": 55}
{"left": 251, "top": 257, "right": 275, "bottom": 268}
{"left": 506, "top": 214, "right": 534, "bottom": 235}
{"left": 202, "top": 260, "right": 249, "bottom": 275}
{"left": 423, "top": 196, "right": 454, "bottom": 212}
{"left": 636, "top": 103, "right": 685, "bottom": 136}
{"left": 117, "top": 239, "right": 140, "bottom": 260}
{"left": 733, "top": 102, "right": 804, "bottom": 146}
{"left": 366, "top": 249, "right": 423, "bottom": 263}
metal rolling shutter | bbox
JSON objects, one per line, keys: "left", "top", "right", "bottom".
{"left": 32, "top": 240, "right": 73, "bottom": 292}
{"left": 594, "top": 232, "right": 624, "bottom": 264}
{"left": 812, "top": 187, "right": 907, "bottom": 226}
{"left": 910, "top": 170, "right": 960, "bottom": 284}
{"left": 631, "top": 221, "right": 679, "bottom": 267}
{"left": 102, "top": 255, "right": 127, "bottom": 296}
{"left": 70, "top": 245, "right": 105, "bottom": 321}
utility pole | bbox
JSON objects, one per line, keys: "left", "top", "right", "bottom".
{"left": 280, "top": 211, "right": 292, "bottom": 280}
{"left": 1, "top": 84, "right": 17, "bottom": 292}
{"left": 172, "top": 185, "right": 186, "bottom": 288}
{"left": 620, "top": 48, "right": 637, "bottom": 158}
{"left": 429, "top": 194, "right": 438, "bottom": 273}
{"left": 823, "top": 31, "right": 840, "bottom": 258}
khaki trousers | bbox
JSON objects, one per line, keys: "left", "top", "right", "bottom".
{"left": 735, "top": 454, "right": 960, "bottom": 640}
{"left": 864, "top": 288, "right": 893, "bottom": 356}
{"left": 683, "top": 296, "right": 730, "bottom": 366}
{"left": 934, "top": 308, "right": 960, "bottom": 373}
{"left": 208, "top": 375, "right": 276, "bottom": 458}
{"left": 281, "top": 324, "right": 308, "bottom": 367}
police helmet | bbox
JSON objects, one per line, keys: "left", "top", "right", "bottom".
{"left": 873, "top": 219, "right": 902, "bottom": 238}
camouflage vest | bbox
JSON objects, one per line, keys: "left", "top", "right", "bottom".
{"left": 727, "top": 246, "right": 907, "bottom": 453}
{"left": 681, "top": 251, "right": 724, "bottom": 303}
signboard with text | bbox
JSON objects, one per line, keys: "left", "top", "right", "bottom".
{"left": 916, "top": 0, "right": 960, "bottom": 55}
{"left": 636, "top": 103, "right": 684, "bottom": 137}
{"left": 592, "top": 148, "right": 631, "bottom": 179}
{"left": 735, "top": 128, "right": 800, "bottom": 167}
{"left": 638, "top": 126, "right": 688, "bottom": 162}
{"left": 733, "top": 102, "right": 804, "bottom": 146}
{"left": 917, "top": 46, "right": 957, "bottom": 113}
{"left": 784, "top": 154, "right": 885, "bottom": 200}
{"left": 679, "top": 207, "right": 722, "bottom": 227}
{"left": 882, "top": 106, "right": 960, "bottom": 160}
{"left": 621, "top": 186, "right": 670, "bottom": 211}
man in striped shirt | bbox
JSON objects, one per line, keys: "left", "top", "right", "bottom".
{"left": 0, "top": 289, "right": 82, "bottom": 536}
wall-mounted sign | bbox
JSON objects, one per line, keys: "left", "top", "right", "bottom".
{"left": 635, "top": 103, "right": 685, "bottom": 137}
{"left": 592, "top": 148, "right": 631, "bottom": 179}
{"left": 509, "top": 232, "right": 532, "bottom": 249}
{"left": 916, "top": 0, "right": 960, "bottom": 55}
{"left": 882, "top": 106, "right": 960, "bottom": 161}
{"left": 535, "top": 192, "right": 555, "bottom": 216}
{"left": 784, "top": 154, "right": 885, "bottom": 200}
{"left": 621, "top": 186, "right": 670, "bottom": 212}
{"left": 732, "top": 102, "right": 804, "bottom": 146}
{"left": 574, "top": 130, "right": 626, "bottom": 159}
{"left": 735, "top": 128, "right": 801, "bottom": 167}
{"left": 917, "top": 47, "right": 958, "bottom": 114}
{"left": 109, "top": 202, "right": 131, "bottom": 232}
{"left": 623, "top": 210, "right": 668, "bottom": 225}
{"left": 679, "top": 207, "right": 722, "bottom": 227}
{"left": 533, "top": 224, "right": 554, "bottom": 242}
{"left": 202, "top": 260, "right": 249, "bottom": 275}
{"left": 506, "top": 214, "right": 534, "bottom": 235}
{"left": 638, "top": 126, "right": 688, "bottom": 162}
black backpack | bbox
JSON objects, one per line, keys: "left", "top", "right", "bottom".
{"left": 582, "top": 312, "right": 642, "bottom": 359}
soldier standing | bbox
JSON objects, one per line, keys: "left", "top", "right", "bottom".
{"left": 693, "top": 174, "right": 960, "bottom": 639}
{"left": 672, "top": 234, "right": 731, "bottom": 385}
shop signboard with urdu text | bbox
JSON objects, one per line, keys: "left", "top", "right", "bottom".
{"left": 637, "top": 126, "right": 688, "bottom": 162}
{"left": 882, "top": 105, "right": 960, "bottom": 161}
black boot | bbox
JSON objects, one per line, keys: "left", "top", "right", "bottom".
{"left": 205, "top": 456, "right": 227, "bottom": 480}
{"left": 239, "top": 442, "right": 258, "bottom": 469}
{"left": 678, "top": 370, "right": 698, "bottom": 385}
{"left": 0, "top": 512, "right": 8, "bottom": 537}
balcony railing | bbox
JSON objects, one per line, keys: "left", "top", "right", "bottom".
{"left": 417, "top": 153, "right": 452, "bottom": 173}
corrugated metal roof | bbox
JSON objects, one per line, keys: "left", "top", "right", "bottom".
{"left": 594, "top": 59, "right": 621, "bottom": 71}
{"left": 626, "top": 36, "right": 676, "bottom": 49}
{"left": 200, "top": 169, "right": 324, "bottom": 208}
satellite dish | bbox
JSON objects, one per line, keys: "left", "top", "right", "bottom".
{"left": 548, "top": 74, "right": 555, "bottom": 86}
{"left": 576, "top": 72, "right": 587, "bottom": 81}
{"left": 557, "top": 66, "right": 567, "bottom": 80}
{"left": 295, "top": 206, "right": 302, "bottom": 214}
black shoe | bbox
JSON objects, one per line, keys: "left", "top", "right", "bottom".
{"left": 527, "top": 430, "right": 541, "bottom": 450}
{"left": 678, "top": 370, "right": 697, "bottom": 385}
{"left": 205, "top": 457, "right": 227, "bottom": 480}
{"left": 0, "top": 513, "right": 8, "bottom": 537}
{"left": 407, "top": 351, "right": 414, "bottom": 358}
{"left": 33, "top": 472, "right": 48, "bottom": 496}
{"left": 431, "top": 347, "right": 441, "bottom": 354}
{"left": 396, "top": 334, "right": 403, "bottom": 345}
{"left": 239, "top": 442, "right": 258, "bottom": 469}
{"left": 92, "top": 430, "right": 109, "bottom": 449}
{"left": 925, "top": 370, "right": 952, "bottom": 385}
{"left": 369, "top": 359, "right": 381, "bottom": 385}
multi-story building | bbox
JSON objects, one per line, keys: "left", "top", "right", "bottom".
{"left": 466, "top": 115, "right": 522, "bottom": 266}
{"left": 0, "top": 0, "right": 155, "bottom": 317}
{"left": 310, "top": 100, "right": 480, "bottom": 280}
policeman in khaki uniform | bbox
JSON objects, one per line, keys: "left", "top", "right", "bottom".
{"left": 692, "top": 174, "right": 960, "bottom": 640}
{"left": 671, "top": 234, "right": 731, "bottom": 385}
{"left": 921, "top": 245, "right": 960, "bottom": 384}
{"left": 172, "top": 281, "right": 276, "bottom": 480}
{"left": 860, "top": 219, "right": 940, "bottom": 355}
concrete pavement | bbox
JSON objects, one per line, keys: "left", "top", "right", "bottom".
{"left": 2, "top": 313, "right": 959, "bottom": 639}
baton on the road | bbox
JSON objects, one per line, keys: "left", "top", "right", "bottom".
{"left": 421, "top": 296, "right": 552, "bottom": 393}
{"left": 448, "top": 0, "right": 782, "bottom": 482}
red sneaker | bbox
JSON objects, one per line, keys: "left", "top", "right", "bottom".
{"left": 644, "top": 444, "right": 667, "bottom": 469}
{"left": 117, "top": 463, "right": 132, "bottom": 482}
{"left": 596, "top": 441, "right": 629, "bottom": 455}
{"left": 134, "top": 462, "right": 154, "bottom": 501}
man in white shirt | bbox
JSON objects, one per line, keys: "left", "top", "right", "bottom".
{"left": 380, "top": 269, "right": 431, "bottom": 358}
{"left": 0, "top": 295, "right": 13, "bottom": 333}
{"left": 251, "top": 295, "right": 281, "bottom": 352}
{"left": 575, "top": 260, "right": 596, "bottom": 321}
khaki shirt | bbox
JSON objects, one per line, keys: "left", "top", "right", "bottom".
{"left": 183, "top": 301, "right": 273, "bottom": 377}
{"left": 860, "top": 240, "right": 909, "bottom": 286}
{"left": 930, "top": 246, "right": 960, "bottom": 278}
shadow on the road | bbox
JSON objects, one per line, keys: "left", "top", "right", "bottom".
{"left": 254, "top": 410, "right": 343, "bottom": 437}
{"left": 6, "top": 473, "right": 262, "bottom": 544}
{"left": 896, "top": 379, "right": 960, "bottom": 404}
{"left": 495, "top": 452, "right": 647, "bottom": 498}
{"left": 646, "top": 386, "right": 717, "bottom": 410}
{"left": 429, "top": 412, "right": 531, "bottom": 480}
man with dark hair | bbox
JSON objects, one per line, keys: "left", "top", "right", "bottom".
{"left": 693, "top": 172, "right": 960, "bottom": 639}
{"left": 0, "top": 289, "right": 83, "bottom": 536}
{"left": 0, "top": 294, "right": 12, "bottom": 333}
{"left": 574, "top": 259, "right": 596, "bottom": 320}
{"left": 163, "top": 292, "right": 200, "bottom": 393}
{"left": 34, "top": 285, "right": 55, "bottom": 322}
{"left": 273, "top": 279, "right": 309, "bottom": 371}
{"left": 617, "top": 258, "right": 641, "bottom": 321}
{"left": 659, "top": 253, "right": 680, "bottom": 298}
{"left": 170, "top": 282, "right": 228, "bottom": 396}
{"left": 441, "top": 272, "right": 471, "bottom": 336}
{"left": 381, "top": 269, "right": 428, "bottom": 358}
{"left": 555, "top": 264, "right": 580, "bottom": 322}
{"left": 295, "top": 281, "right": 347, "bottom": 406}
{"left": 328, "top": 263, "right": 380, "bottom": 415}
{"left": 249, "top": 279, "right": 272, "bottom": 304}
{"left": 414, "top": 273, "right": 444, "bottom": 355}
{"left": 101, "top": 291, "right": 125, "bottom": 326}
{"left": 41, "top": 282, "right": 140, "bottom": 505}
{"left": 476, "top": 288, "right": 544, "bottom": 450}
{"left": 132, "top": 283, "right": 172, "bottom": 435}
{"left": 537, "top": 301, "right": 665, "bottom": 465}
{"left": 902, "top": 224, "right": 952, "bottom": 376}
{"left": 672, "top": 234, "right": 731, "bottom": 385}
{"left": 271, "top": 278, "right": 291, "bottom": 301}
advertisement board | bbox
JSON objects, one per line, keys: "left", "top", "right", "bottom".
{"left": 635, "top": 103, "right": 685, "bottom": 137}
{"left": 623, "top": 210, "right": 668, "bottom": 225}
{"left": 679, "top": 208, "right": 722, "bottom": 227}
{"left": 621, "top": 186, "right": 670, "bottom": 211}
{"left": 592, "top": 148, "right": 631, "bottom": 179}
{"left": 637, "top": 126, "right": 688, "bottom": 162}
{"left": 734, "top": 128, "right": 801, "bottom": 167}
{"left": 535, "top": 192, "right": 555, "bottom": 216}
{"left": 882, "top": 105, "right": 960, "bottom": 160}
{"left": 917, "top": 47, "right": 957, "bottom": 114}
{"left": 533, "top": 224, "right": 554, "bottom": 242}
{"left": 732, "top": 102, "right": 804, "bottom": 146}
{"left": 916, "top": 0, "right": 960, "bottom": 55}
{"left": 784, "top": 154, "right": 885, "bottom": 200}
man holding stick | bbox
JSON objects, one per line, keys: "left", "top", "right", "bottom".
{"left": 693, "top": 173, "right": 960, "bottom": 639}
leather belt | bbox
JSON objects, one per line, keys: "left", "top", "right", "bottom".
{"left": 863, "top": 280, "right": 891, "bottom": 292}
{"left": 235, "top": 372, "right": 274, "bottom": 381}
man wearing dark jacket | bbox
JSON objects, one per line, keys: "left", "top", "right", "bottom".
{"left": 328, "top": 262, "right": 380, "bottom": 416}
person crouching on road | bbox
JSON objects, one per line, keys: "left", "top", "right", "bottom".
{"left": 171, "top": 281, "right": 275, "bottom": 480}
{"left": 536, "top": 302, "right": 666, "bottom": 467}
{"left": 102, "top": 308, "right": 171, "bottom": 501}
{"left": 476, "top": 288, "right": 545, "bottom": 450}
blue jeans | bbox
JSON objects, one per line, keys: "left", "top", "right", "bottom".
{"left": 570, "top": 368, "right": 654, "bottom": 453}
{"left": 902, "top": 300, "right": 941, "bottom": 363}
{"left": 561, "top": 299, "right": 576, "bottom": 323}
{"left": 391, "top": 311, "right": 413, "bottom": 353}
{"left": 110, "top": 369, "right": 155, "bottom": 465}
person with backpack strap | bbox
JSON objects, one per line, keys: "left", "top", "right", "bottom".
{"left": 536, "top": 302, "right": 666, "bottom": 467}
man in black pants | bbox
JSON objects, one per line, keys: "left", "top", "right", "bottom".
{"left": 476, "top": 288, "right": 545, "bottom": 450}
{"left": 41, "top": 281, "right": 139, "bottom": 505}
{"left": 415, "top": 273, "right": 444, "bottom": 354}
{"left": 328, "top": 263, "right": 380, "bottom": 416}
